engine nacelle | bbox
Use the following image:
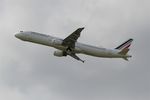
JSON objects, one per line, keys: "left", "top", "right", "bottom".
{"left": 51, "top": 39, "right": 63, "bottom": 45}
{"left": 53, "top": 50, "right": 67, "bottom": 57}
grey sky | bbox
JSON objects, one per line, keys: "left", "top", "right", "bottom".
{"left": 0, "top": 0, "right": 150, "bottom": 100}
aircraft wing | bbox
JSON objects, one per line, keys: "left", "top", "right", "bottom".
{"left": 62, "top": 27, "right": 85, "bottom": 63}
{"left": 68, "top": 53, "right": 85, "bottom": 63}
{"left": 62, "top": 27, "right": 84, "bottom": 48}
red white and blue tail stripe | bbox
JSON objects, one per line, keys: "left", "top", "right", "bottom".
{"left": 115, "top": 39, "right": 133, "bottom": 50}
{"left": 115, "top": 39, "right": 133, "bottom": 57}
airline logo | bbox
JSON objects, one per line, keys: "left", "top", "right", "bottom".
{"left": 115, "top": 39, "right": 133, "bottom": 50}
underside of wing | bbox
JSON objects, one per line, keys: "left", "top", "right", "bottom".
{"left": 68, "top": 53, "right": 85, "bottom": 63}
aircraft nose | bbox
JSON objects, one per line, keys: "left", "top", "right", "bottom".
{"left": 15, "top": 33, "right": 19, "bottom": 38}
{"left": 15, "top": 33, "right": 22, "bottom": 38}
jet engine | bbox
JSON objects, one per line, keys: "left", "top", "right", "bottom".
{"left": 53, "top": 50, "right": 67, "bottom": 57}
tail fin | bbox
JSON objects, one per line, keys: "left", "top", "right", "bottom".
{"left": 115, "top": 39, "right": 133, "bottom": 55}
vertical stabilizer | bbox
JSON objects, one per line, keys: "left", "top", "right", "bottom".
{"left": 115, "top": 39, "right": 133, "bottom": 59}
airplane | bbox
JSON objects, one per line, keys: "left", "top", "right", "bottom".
{"left": 15, "top": 27, "right": 133, "bottom": 63}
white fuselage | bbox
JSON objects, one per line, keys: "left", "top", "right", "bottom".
{"left": 15, "top": 31, "right": 129, "bottom": 59}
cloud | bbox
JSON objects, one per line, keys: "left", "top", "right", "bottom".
{"left": 0, "top": 0, "right": 150, "bottom": 100}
